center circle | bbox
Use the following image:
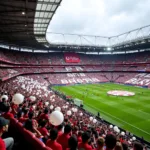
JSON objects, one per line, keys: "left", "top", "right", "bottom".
{"left": 107, "top": 90, "right": 135, "bottom": 97}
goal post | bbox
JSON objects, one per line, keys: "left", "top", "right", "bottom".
{"left": 73, "top": 98, "right": 83, "bottom": 107}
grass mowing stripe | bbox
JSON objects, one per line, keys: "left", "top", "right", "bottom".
{"left": 85, "top": 102, "right": 150, "bottom": 136}
{"left": 59, "top": 86, "right": 150, "bottom": 123}
{"left": 74, "top": 86, "right": 150, "bottom": 119}
{"left": 54, "top": 83, "right": 150, "bottom": 141}
{"left": 63, "top": 86, "right": 149, "bottom": 123}
{"left": 84, "top": 105, "right": 124, "bottom": 127}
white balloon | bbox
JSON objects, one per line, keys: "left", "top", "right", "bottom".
{"left": 67, "top": 110, "right": 72, "bottom": 116}
{"left": 102, "top": 134, "right": 106, "bottom": 138}
{"left": 45, "top": 102, "right": 49, "bottom": 106}
{"left": 93, "top": 119, "right": 97, "bottom": 123}
{"left": 12, "top": 93, "right": 24, "bottom": 105}
{"left": 62, "top": 106, "right": 66, "bottom": 109}
{"left": 74, "top": 108, "right": 78, "bottom": 113}
{"left": 109, "top": 125, "right": 113, "bottom": 129}
{"left": 50, "top": 105, "right": 54, "bottom": 110}
{"left": 65, "top": 105, "right": 68, "bottom": 108}
{"left": 89, "top": 117, "right": 93, "bottom": 121}
{"left": 21, "top": 84, "right": 25, "bottom": 89}
{"left": 72, "top": 108, "right": 78, "bottom": 113}
{"left": 1, "top": 95, "right": 8, "bottom": 101}
{"left": 121, "top": 132, "right": 125, "bottom": 136}
{"left": 116, "top": 128, "right": 120, "bottom": 133}
{"left": 72, "top": 108, "right": 75, "bottom": 112}
{"left": 33, "top": 105, "right": 36, "bottom": 109}
{"left": 113, "top": 126, "right": 118, "bottom": 132}
{"left": 80, "top": 113, "right": 83, "bottom": 116}
{"left": 128, "top": 141, "right": 131, "bottom": 145}
{"left": 30, "top": 96, "right": 36, "bottom": 102}
{"left": 55, "top": 107, "right": 61, "bottom": 111}
{"left": 130, "top": 139, "right": 133, "bottom": 142}
{"left": 132, "top": 137, "right": 136, "bottom": 141}
{"left": 52, "top": 99, "right": 55, "bottom": 102}
{"left": 49, "top": 111, "right": 64, "bottom": 126}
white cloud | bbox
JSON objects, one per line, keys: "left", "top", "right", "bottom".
{"left": 46, "top": 0, "right": 150, "bottom": 45}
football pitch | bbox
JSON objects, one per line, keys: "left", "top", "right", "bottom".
{"left": 54, "top": 83, "right": 150, "bottom": 141}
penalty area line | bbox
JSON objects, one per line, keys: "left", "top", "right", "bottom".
{"left": 86, "top": 104, "right": 150, "bottom": 136}
{"left": 138, "top": 110, "right": 150, "bottom": 115}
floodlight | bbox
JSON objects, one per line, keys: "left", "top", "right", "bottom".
{"left": 107, "top": 47, "right": 112, "bottom": 51}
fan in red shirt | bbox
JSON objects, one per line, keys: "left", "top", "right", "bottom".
{"left": 105, "top": 134, "right": 117, "bottom": 150}
{"left": 57, "top": 124, "right": 63, "bottom": 137}
{"left": 22, "top": 109, "right": 29, "bottom": 119}
{"left": 28, "top": 112, "right": 38, "bottom": 128}
{"left": 2, "top": 106, "right": 14, "bottom": 119}
{"left": 29, "top": 106, "right": 34, "bottom": 113}
{"left": 17, "top": 112, "right": 27, "bottom": 124}
{"left": 77, "top": 131, "right": 82, "bottom": 143}
{"left": 38, "top": 120, "right": 49, "bottom": 137}
{"left": 95, "top": 137, "right": 105, "bottom": 150}
{"left": 11, "top": 103, "right": 18, "bottom": 115}
{"left": 72, "top": 126, "right": 78, "bottom": 137}
{"left": 0, "top": 137, "right": 5, "bottom": 150}
{"left": 57, "top": 124, "right": 72, "bottom": 150}
{"left": 0, "top": 117, "right": 14, "bottom": 150}
{"left": 39, "top": 108, "right": 49, "bottom": 122}
{"left": 37, "top": 100, "right": 43, "bottom": 108}
{"left": 78, "top": 132, "right": 93, "bottom": 150}
{"left": 66, "top": 135, "right": 78, "bottom": 150}
{"left": 133, "top": 142, "right": 143, "bottom": 150}
{"left": 46, "top": 128, "right": 62, "bottom": 150}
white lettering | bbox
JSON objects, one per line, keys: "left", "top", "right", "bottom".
{"left": 125, "top": 78, "right": 137, "bottom": 83}
{"left": 83, "top": 78, "right": 92, "bottom": 83}
{"left": 66, "top": 56, "right": 79, "bottom": 61}
{"left": 145, "top": 74, "right": 150, "bottom": 78}
{"left": 65, "top": 67, "right": 72, "bottom": 72}
{"left": 135, "top": 73, "right": 146, "bottom": 78}
{"left": 61, "top": 79, "right": 68, "bottom": 84}
{"left": 142, "top": 79, "right": 150, "bottom": 86}
{"left": 79, "top": 73, "right": 85, "bottom": 77}
{"left": 68, "top": 78, "right": 77, "bottom": 84}
{"left": 76, "top": 78, "right": 83, "bottom": 83}
{"left": 75, "top": 67, "right": 83, "bottom": 71}
{"left": 145, "top": 79, "right": 150, "bottom": 86}
{"left": 92, "top": 78, "right": 99, "bottom": 82}
{"left": 67, "top": 73, "right": 74, "bottom": 77}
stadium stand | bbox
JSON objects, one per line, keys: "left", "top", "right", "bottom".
{"left": 0, "top": 48, "right": 150, "bottom": 150}
{"left": 0, "top": 0, "right": 150, "bottom": 147}
{"left": 0, "top": 49, "right": 150, "bottom": 65}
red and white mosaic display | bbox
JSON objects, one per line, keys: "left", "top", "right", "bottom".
{"left": 107, "top": 90, "right": 135, "bottom": 97}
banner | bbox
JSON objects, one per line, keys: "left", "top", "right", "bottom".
{"left": 64, "top": 53, "right": 80, "bottom": 63}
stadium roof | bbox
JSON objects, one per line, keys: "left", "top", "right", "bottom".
{"left": 0, "top": 0, "right": 150, "bottom": 53}
{"left": 0, "top": 0, "right": 61, "bottom": 50}
{"left": 46, "top": 25, "right": 150, "bottom": 53}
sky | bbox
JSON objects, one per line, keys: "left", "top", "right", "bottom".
{"left": 46, "top": 0, "right": 150, "bottom": 45}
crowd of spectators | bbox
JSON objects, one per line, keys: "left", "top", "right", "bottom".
{"left": 0, "top": 49, "right": 150, "bottom": 65}
{"left": 0, "top": 75, "right": 147, "bottom": 150}
{"left": 0, "top": 49, "right": 150, "bottom": 83}
{"left": 1, "top": 71, "right": 150, "bottom": 89}
{"left": 0, "top": 50, "right": 149, "bottom": 149}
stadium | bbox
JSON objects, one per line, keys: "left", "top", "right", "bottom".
{"left": 0, "top": 0, "right": 150, "bottom": 150}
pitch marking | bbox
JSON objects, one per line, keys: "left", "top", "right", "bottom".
{"left": 86, "top": 104, "right": 150, "bottom": 136}
{"left": 138, "top": 110, "right": 150, "bottom": 115}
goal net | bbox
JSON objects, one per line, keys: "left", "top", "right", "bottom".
{"left": 73, "top": 98, "right": 83, "bottom": 107}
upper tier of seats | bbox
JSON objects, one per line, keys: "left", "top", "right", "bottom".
{"left": 0, "top": 49, "right": 150, "bottom": 65}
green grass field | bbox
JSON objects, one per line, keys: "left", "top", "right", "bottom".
{"left": 53, "top": 83, "right": 150, "bottom": 141}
